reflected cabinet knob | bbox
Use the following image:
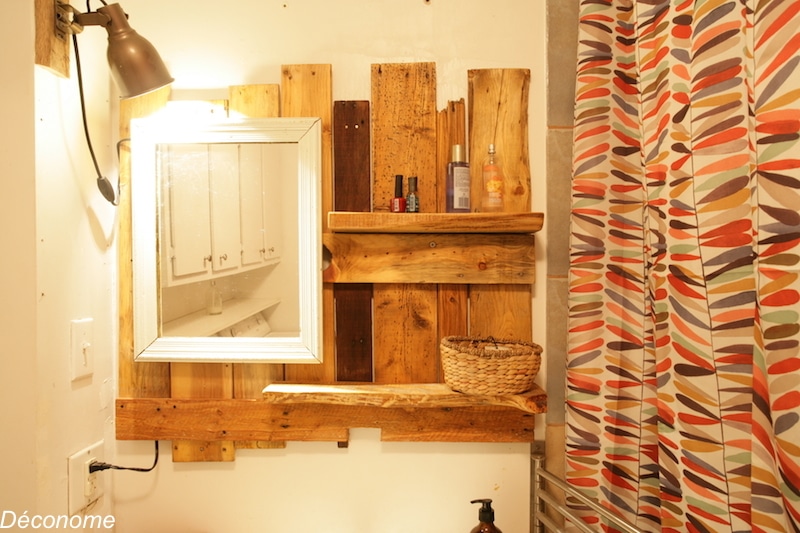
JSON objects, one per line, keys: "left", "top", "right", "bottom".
{"left": 220, "top": 253, "right": 228, "bottom": 262}
{"left": 203, "top": 255, "right": 212, "bottom": 265}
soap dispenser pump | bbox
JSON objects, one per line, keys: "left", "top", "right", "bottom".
{"left": 470, "top": 499, "right": 503, "bottom": 533}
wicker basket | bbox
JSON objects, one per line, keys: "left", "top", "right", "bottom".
{"left": 440, "top": 336, "right": 542, "bottom": 395}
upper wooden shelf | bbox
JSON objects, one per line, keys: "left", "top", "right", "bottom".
{"left": 328, "top": 212, "right": 544, "bottom": 233}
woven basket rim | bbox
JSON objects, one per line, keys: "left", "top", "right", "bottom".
{"left": 441, "top": 335, "right": 542, "bottom": 359}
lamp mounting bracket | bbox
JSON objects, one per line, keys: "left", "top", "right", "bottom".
{"left": 54, "top": 0, "right": 112, "bottom": 39}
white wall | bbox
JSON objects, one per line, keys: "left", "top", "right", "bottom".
{"left": 0, "top": 0, "right": 116, "bottom": 526}
{"left": 1, "top": 0, "right": 38, "bottom": 517}
{"left": 14, "top": 1, "right": 547, "bottom": 531}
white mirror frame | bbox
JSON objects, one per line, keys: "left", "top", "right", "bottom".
{"left": 130, "top": 116, "right": 323, "bottom": 363}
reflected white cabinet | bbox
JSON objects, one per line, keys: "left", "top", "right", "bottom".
{"left": 239, "top": 144, "right": 283, "bottom": 266}
{"left": 160, "top": 143, "right": 282, "bottom": 287}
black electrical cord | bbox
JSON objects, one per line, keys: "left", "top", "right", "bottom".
{"left": 89, "top": 440, "right": 159, "bottom": 474}
{"left": 72, "top": 31, "right": 119, "bottom": 206}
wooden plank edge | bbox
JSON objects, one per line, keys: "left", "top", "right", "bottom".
{"left": 329, "top": 212, "right": 544, "bottom": 233}
{"left": 263, "top": 383, "right": 546, "bottom": 413}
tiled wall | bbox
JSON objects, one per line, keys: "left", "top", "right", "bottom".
{"left": 544, "top": 0, "right": 579, "bottom": 475}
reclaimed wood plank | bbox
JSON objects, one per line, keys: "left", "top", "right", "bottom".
{"left": 328, "top": 212, "right": 543, "bottom": 233}
{"left": 332, "top": 101, "right": 373, "bottom": 382}
{"left": 263, "top": 383, "right": 547, "bottom": 414}
{"left": 116, "top": 395, "right": 541, "bottom": 443}
{"left": 372, "top": 285, "right": 439, "bottom": 383}
{"left": 468, "top": 69, "right": 532, "bottom": 214}
{"left": 281, "top": 65, "right": 336, "bottom": 383}
{"left": 228, "top": 83, "right": 286, "bottom": 450}
{"left": 436, "top": 100, "right": 470, "bottom": 369}
{"left": 118, "top": 87, "right": 172, "bottom": 399}
{"left": 35, "top": 0, "right": 69, "bottom": 77}
{"left": 371, "top": 63, "right": 439, "bottom": 384}
{"left": 228, "top": 84, "right": 280, "bottom": 117}
{"left": 468, "top": 69, "right": 534, "bottom": 346}
{"left": 171, "top": 362, "right": 235, "bottom": 462}
{"left": 323, "top": 233, "right": 536, "bottom": 285}
{"left": 371, "top": 62, "right": 437, "bottom": 212}
{"left": 162, "top": 99, "right": 238, "bottom": 462}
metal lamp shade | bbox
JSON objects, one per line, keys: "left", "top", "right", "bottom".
{"left": 100, "top": 3, "right": 173, "bottom": 98}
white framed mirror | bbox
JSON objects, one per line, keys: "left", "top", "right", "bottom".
{"left": 130, "top": 116, "right": 323, "bottom": 363}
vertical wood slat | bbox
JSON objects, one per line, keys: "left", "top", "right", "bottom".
{"left": 371, "top": 63, "right": 439, "bottom": 383}
{"left": 118, "top": 87, "right": 172, "bottom": 399}
{"left": 333, "top": 101, "right": 373, "bottom": 382}
{"left": 228, "top": 84, "right": 287, "bottom": 450}
{"left": 468, "top": 69, "right": 534, "bottom": 342}
{"left": 436, "top": 100, "right": 469, "bottom": 370}
{"left": 167, "top": 100, "right": 237, "bottom": 462}
{"left": 280, "top": 65, "right": 336, "bottom": 383}
{"left": 371, "top": 62, "right": 438, "bottom": 212}
{"left": 34, "top": 0, "right": 70, "bottom": 77}
{"left": 171, "top": 363, "right": 236, "bottom": 461}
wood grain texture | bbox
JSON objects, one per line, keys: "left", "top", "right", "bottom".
{"left": 227, "top": 83, "right": 286, "bottom": 450}
{"left": 468, "top": 69, "right": 532, "bottom": 214}
{"left": 35, "top": 0, "right": 69, "bottom": 77}
{"left": 373, "top": 285, "right": 439, "bottom": 383}
{"left": 436, "top": 100, "right": 469, "bottom": 364}
{"left": 371, "top": 63, "right": 437, "bottom": 212}
{"left": 228, "top": 84, "right": 280, "bottom": 118}
{"left": 263, "top": 383, "right": 547, "bottom": 413}
{"left": 328, "top": 212, "right": 543, "bottom": 233}
{"left": 116, "top": 395, "right": 541, "bottom": 443}
{"left": 280, "top": 65, "right": 336, "bottom": 384}
{"left": 118, "top": 87, "right": 172, "bottom": 399}
{"left": 467, "top": 69, "right": 534, "bottom": 346}
{"left": 323, "top": 233, "right": 536, "bottom": 284}
{"left": 371, "top": 63, "right": 440, "bottom": 385}
{"left": 171, "top": 362, "right": 235, "bottom": 462}
{"left": 332, "top": 101, "right": 373, "bottom": 382}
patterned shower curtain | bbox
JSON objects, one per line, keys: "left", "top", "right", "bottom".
{"left": 566, "top": 1, "right": 800, "bottom": 532}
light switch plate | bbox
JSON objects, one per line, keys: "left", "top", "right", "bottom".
{"left": 70, "top": 318, "right": 94, "bottom": 381}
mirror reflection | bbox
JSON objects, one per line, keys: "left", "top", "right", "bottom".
{"left": 158, "top": 142, "right": 298, "bottom": 339}
{"left": 130, "top": 116, "right": 323, "bottom": 363}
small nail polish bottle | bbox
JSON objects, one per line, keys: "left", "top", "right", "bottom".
{"left": 390, "top": 174, "right": 407, "bottom": 212}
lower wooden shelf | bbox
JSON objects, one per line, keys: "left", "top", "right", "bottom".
{"left": 115, "top": 383, "right": 546, "bottom": 444}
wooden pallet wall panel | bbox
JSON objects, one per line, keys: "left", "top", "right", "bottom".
{"left": 280, "top": 65, "right": 336, "bottom": 383}
{"left": 468, "top": 69, "right": 534, "bottom": 343}
{"left": 332, "top": 101, "right": 373, "bottom": 382}
{"left": 371, "top": 63, "right": 439, "bottom": 383}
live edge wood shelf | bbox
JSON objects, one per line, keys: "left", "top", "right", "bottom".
{"left": 115, "top": 383, "right": 547, "bottom": 443}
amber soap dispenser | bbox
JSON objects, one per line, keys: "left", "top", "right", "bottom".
{"left": 470, "top": 499, "right": 503, "bottom": 533}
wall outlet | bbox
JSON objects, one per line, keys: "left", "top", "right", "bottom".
{"left": 67, "top": 441, "right": 105, "bottom": 515}
{"left": 70, "top": 318, "right": 94, "bottom": 381}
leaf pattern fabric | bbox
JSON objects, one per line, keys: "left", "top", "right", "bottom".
{"left": 566, "top": 1, "right": 800, "bottom": 532}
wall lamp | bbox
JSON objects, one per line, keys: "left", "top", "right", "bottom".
{"left": 56, "top": 1, "right": 174, "bottom": 205}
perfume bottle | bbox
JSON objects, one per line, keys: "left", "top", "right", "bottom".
{"left": 481, "top": 144, "right": 504, "bottom": 212}
{"left": 207, "top": 280, "right": 223, "bottom": 315}
{"left": 406, "top": 176, "right": 420, "bottom": 213}
{"left": 446, "top": 144, "right": 470, "bottom": 213}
